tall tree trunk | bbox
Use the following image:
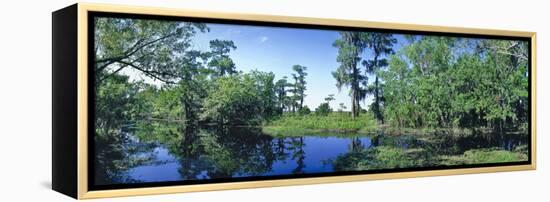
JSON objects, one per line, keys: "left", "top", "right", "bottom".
{"left": 372, "top": 51, "right": 384, "bottom": 124}
{"left": 300, "top": 96, "right": 304, "bottom": 110}
{"left": 374, "top": 76, "right": 384, "bottom": 124}
{"left": 351, "top": 89, "right": 357, "bottom": 119}
{"left": 354, "top": 61, "right": 362, "bottom": 118}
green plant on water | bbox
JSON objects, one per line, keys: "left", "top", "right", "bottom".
{"left": 333, "top": 146, "right": 427, "bottom": 171}
{"left": 441, "top": 148, "right": 528, "bottom": 165}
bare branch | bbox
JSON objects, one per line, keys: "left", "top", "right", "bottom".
{"left": 116, "top": 60, "right": 178, "bottom": 84}
{"left": 95, "top": 33, "right": 176, "bottom": 65}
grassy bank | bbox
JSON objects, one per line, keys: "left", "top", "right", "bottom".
{"left": 261, "top": 112, "right": 471, "bottom": 137}
{"left": 262, "top": 112, "right": 377, "bottom": 136}
{"left": 380, "top": 126, "right": 476, "bottom": 136}
{"left": 262, "top": 112, "right": 524, "bottom": 138}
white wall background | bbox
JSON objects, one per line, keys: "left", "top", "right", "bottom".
{"left": 0, "top": 0, "right": 547, "bottom": 201}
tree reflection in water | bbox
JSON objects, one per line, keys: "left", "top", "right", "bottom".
{"left": 94, "top": 121, "right": 528, "bottom": 185}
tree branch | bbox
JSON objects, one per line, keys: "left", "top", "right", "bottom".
{"left": 483, "top": 42, "right": 528, "bottom": 62}
{"left": 116, "top": 60, "right": 178, "bottom": 84}
{"left": 95, "top": 32, "right": 177, "bottom": 65}
{"left": 98, "top": 65, "right": 127, "bottom": 84}
{"left": 97, "top": 46, "right": 168, "bottom": 86}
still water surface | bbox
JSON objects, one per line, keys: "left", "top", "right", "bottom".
{"left": 94, "top": 124, "right": 527, "bottom": 185}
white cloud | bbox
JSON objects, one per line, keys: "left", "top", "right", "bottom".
{"left": 259, "top": 36, "right": 269, "bottom": 43}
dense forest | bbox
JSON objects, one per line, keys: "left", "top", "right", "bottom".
{"left": 95, "top": 18, "right": 294, "bottom": 129}
{"left": 93, "top": 17, "right": 529, "bottom": 184}
{"left": 95, "top": 18, "right": 528, "bottom": 135}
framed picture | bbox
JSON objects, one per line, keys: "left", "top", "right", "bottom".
{"left": 52, "top": 3, "right": 536, "bottom": 199}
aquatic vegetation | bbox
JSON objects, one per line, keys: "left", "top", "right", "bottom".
{"left": 333, "top": 146, "right": 431, "bottom": 171}
{"left": 333, "top": 145, "right": 529, "bottom": 172}
{"left": 91, "top": 16, "right": 530, "bottom": 186}
{"left": 441, "top": 148, "right": 528, "bottom": 165}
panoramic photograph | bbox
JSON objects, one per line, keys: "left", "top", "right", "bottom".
{"left": 92, "top": 16, "right": 530, "bottom": 186}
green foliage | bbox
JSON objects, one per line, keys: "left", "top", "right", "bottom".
{"left": 200, "top": 74, "right": 263, "bottom": 125}
{"left": 333, "top": 146, "right": 425, "bottom": 171}
{"left": 94, "top": 17, "right": 528, "bottom": 142}
{"left": 274, "top": 76, "right": 290, "bottom": 114}
{"left": 332, "top": 32, "right": 397, "bottom": 122}
{"left": 290, "top": 65, "right": 308, "bottom": 112}
{"left": 93, "top": 75, "right": 156, "bottom": 184}
{"left": 94, "top": 17, "right": 208, "bottom": 86}
{"left": 251, "top": 70, "right": 279, "bottom": 118}
{"left": 208, "top": 39, "right": 237, "bottom": 77}
{"left": 198, "top": 71, "right": 279, "bottom": 125}
{"left": 379, "top": 54, "right": 417, "bottom": 127}
{"left": 95, "top": 74, "right": 143, "bottom": 138}
{"left": 298, "top": 105, "right": 311, "bottom": 115}
{"left": 263, "top": 112, "right": 377, "bottom": 136}
{"left": 332, "top": 32, "right": 368, "bottom": 118}
{"left": 380, "top": 37, "right": 528, "bottom": 132}
{"left": 361, "top": 33, "right": 396, "bottom": 123}
{"left": 315, "top": 102, "right": 332, "bottom": 116}
{"left": 442, "top": 148, "right": 528, "bottom": 165}
{"left": 92, "top": 18, "right": 530, "bottom": 183}
{"left": 334, "top": 145, "right": 527, "bottom": 171}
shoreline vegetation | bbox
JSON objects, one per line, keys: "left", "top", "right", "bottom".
{"left": 94, "top": 18, "right": 528, "bottom": 139}
{"left": 261, "top": 111, "right": 527, "bottom": 137}
{"left": 333, "top": 146, "right": 528, "bottom": 172}
{"left": 262, "top": 112, "right": 377, "bottom": 136}
{"left": 92, "top": 17, "right": 530, "bottom": 183}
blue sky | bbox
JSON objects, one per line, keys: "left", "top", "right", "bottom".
{"left": 189, "top": 23, "right": 409, "bottom": 111}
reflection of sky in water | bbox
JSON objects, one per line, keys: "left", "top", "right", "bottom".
{"left": 263, "top": 136, "right": 372, "bottom": 176}
{"left": 126, "top": 136, "right": 373, "bottom": 183}
{"left": 127, "top": 147, "right": 180, "bottom": 182}
{"left": 106, "top": 128, "right": 527, "bottom": 185}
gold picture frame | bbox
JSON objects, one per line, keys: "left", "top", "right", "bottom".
{"left": 52, "top": 3, "right": 536, "bottom": 199}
